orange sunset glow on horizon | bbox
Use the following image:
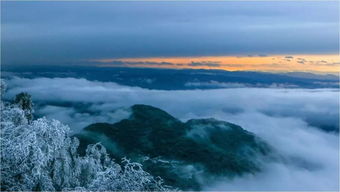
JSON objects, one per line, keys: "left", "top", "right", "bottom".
{"left": 90, "top": 54, "right": 340, "bottom": 74}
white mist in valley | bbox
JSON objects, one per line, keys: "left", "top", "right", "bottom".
{"left": 5, "top": 77, "right": 339, "bottom": 191}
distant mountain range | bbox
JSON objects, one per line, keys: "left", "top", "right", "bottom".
{"left": 2, "top": 65, "right": 339, "bottom": 89}
{"left": 280, "top": 72, "right": 339, "bottom": 81}
{"left": 76, "top": 104, "right": 272, "bottom": 190}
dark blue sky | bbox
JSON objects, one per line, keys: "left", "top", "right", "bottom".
{"left": 1, "top": 1, "right": 339, "bottom": 66}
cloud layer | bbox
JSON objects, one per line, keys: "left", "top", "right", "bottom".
{"left": 4, "top": 77, "right": 339, "bottom": 191}
{"left": 2, "top": 1, "right": 339, "bottom": 66}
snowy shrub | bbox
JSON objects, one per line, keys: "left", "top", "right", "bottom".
{"left": 0, "top": 88, "right": 171, "bottom": 191}
{"left": 14, "top": 92, "right": 34, "bottom": 123}
{"left": 0, "top": 79, "right": 6, "bottom": 96}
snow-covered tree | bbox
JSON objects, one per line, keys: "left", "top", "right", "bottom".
{"left": 0, "top": 85, "right": 171, "bottom": 191}
{"left": 13, "top": 92, "right": 34, "bottom": 123}
{"left": 0, "top": 79, "right": 6, "bottom": 96}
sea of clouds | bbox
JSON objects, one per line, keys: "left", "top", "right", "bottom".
{"left": 4, "top": 77, "right": 340, "bottom": 191}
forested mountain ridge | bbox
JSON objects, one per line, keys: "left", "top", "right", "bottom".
{"left": 3, "top": 66, "right": 339, "bottom": 90}
{"left": 77, "top": 104, "right": 272, "bottom": 190}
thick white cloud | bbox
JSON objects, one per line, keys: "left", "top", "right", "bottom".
{"left": 36, "top": 105, "right": 130, "bottom": 132}
{"left": 4, "top": 77, "right": 340, "bottom": 191}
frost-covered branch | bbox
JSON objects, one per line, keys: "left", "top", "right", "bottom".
{"left": 0, "top": 84, "right": 171, "bottom": 191}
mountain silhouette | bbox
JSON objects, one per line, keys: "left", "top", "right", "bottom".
{"left": 76, "top": 104, "right": 271, "bottom": 190}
